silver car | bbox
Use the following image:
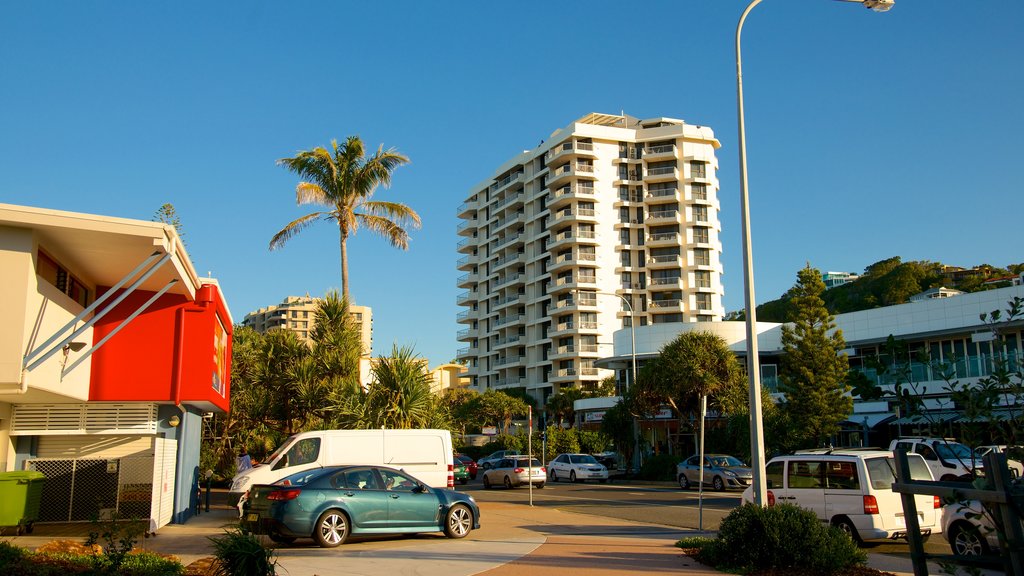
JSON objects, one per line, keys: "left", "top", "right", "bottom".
{"left": 481, "top": 456, "right": 546, "bottom": 489}
{"left": 677, "top": 454, "right": 752, "bottom": 491}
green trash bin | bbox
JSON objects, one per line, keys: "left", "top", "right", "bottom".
{"left": 0, "top": 471, "right": 46, "bottom": 535}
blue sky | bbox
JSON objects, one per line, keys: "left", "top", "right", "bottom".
{"left": 2, "top": 1, "right": 1020, "bottom": 368}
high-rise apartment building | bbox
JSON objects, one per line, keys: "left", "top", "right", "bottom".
{"left": 456, "top": 113, "right": 724, "bottom": 403}
{"left": 242, "top": 295, "right": 374, "bottom": 383}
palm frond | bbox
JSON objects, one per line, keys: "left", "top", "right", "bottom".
{"left": 361, "top": 200, "right": 422, "bottom": 228}
{"left": 295, "top": 182, "right": 330, "bottom": 205}
{"left": 356, "top": 213, "right": 411, "bottom": 249}
{"left": 269, "top": 211, "right": 328, "bottom": 250}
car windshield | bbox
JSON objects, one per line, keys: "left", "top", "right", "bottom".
{"left": 274, "top": 469, "right": 322, "bottom": 486}
{"left": 934, "top": 442, "right": 977, "bottom": 461}
{"left": 569, "top": 455, "right": 598, "bottom": 464}
{"left": 710, "top": 456, "right": 744, "bottom": 467}
{"left": 866, "top": 455, "right": 933, "bottom": 489}
{"left": 264, "top": 435, "right": 297, "bottom": 466}
{"left": 515, "top": 458, "right": 542, "bottom": 468}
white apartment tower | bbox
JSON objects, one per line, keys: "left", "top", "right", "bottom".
{"left": 456, "top": 113, "right": 725, "bottom": 402}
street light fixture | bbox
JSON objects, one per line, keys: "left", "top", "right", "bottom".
{"left": 735, "top": 0, "right": 893, "bottom": 506}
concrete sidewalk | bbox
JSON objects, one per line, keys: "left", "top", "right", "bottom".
{"left": 3, "top": 501, "right": 1005, "bottom": 576}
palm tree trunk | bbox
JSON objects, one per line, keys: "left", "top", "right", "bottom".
{"left": 340, "top": 230, "right": 349, "bottom": 301}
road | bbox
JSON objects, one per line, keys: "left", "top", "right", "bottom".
{"left": 458, "top": 474, "right": 952, "bottom": 557}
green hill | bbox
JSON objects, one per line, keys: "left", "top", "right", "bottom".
{"left": 747, "top": 257, "right": 1024, "bottom": 323}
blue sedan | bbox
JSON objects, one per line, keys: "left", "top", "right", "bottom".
{"left": 241, "top": 465, "right": 481, "bottom": 547}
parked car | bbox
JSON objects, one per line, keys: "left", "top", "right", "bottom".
{"left": 482, "top": 456, "right": 546, "bottom": 489}
{"left": 455, "top": 453, "right": 478, "bottom": 479}
{"left": 742, "top": 448, "right": 941, "bottom": 545}
{"left": 592, "top": 451, "right": 620, "bottom": 470}
{"left": 975, "top": 445, "right": 1023, "bottom": 478}
{"left": 889, "top": 438, "right": 983, "bottom": 482}
{"left": 478, "top": 450, "right": 519, "bottom": 470}
{"left": 677, "top": 454, "right": 752, "bottom": 491}
{"left": 547, "top": 453, "right": 609, "bottom": 483}
{"left": 241, "top": 465, "right": 480, "bottom": 548}
{"left": 943, "top": 499, "right": 999, "bottom": 557}
{"left": 453, "top": 461, "right": 470, "bottom": 485}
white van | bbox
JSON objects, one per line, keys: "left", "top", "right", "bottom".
{"left": 742, "top": 449, "right": 941, "bottom": 544}
{"left": 229, "top": 429, "right": 454, "bottom": 504}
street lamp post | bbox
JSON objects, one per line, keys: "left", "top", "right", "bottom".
{"left": 735, "top": 0, "right": 893, "bottom": 506}
{"left": 582, "top": 289, "right": 640, "bottom": 471}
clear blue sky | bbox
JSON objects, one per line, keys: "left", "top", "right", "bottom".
{"left": 2, "top": 1, "right": 1020, "bottom": 368}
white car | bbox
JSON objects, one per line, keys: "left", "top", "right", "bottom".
{"left": 943, "top": 499, "right": 999, "bottom": 557}
{"left": 975, "top": 445, "right": 1023, "bottom": 478}
{"left": 742, "top": 448, "right": 941, "bottom": 545}
{"left": 547, "top": 453, "right": 609, "bottom": 483}
{"left": 477, "top": 450, "right": 519, "bottom": 470}
{"left": 889, "top": 438, "right": 983, "bottom": 482}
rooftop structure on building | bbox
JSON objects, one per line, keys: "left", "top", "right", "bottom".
{"left": 456, "top": 112, "right": 724, "bottom": 404}
{"left": 822, "top": 271, "right": 859, "bottom": 289}
{"left": 908, "top": 286, "right": 964, "bottom": 302}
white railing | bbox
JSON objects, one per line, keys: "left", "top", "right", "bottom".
{"left": 647, "top": 166, "right": 676, "bottom": 176}
{"left": 649, "top": 232, "right": 678, "bottom": 242}
{"left": 650, "top": 277, "right": 681, "bottom": 285}
{"left": 650, "top": 299, "right": 682, "bottom": 308}
{"left": 650, "top": 255, "right": 679, "bottom": 264}
{"left": 646, "top": 144, "right": 674, "bottom": 155}
{"left": 648, "top": 209, "right": 679, "bottom": 219}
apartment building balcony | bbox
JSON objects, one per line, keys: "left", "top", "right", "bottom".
{"left": 545, "top": 140, "right": 596, "bottom": 163}
{"left": 494, "top": 313, "right": 525, "bottom": 328}
{"left": 456, "top": 254, "right": 478, "bottom": 271}
{"left": 552, "top": 207, "right": 597, "bottom": 225}
{"left": 649, "top": 277, "right": 684, "bottom": 291}
{"left": 549, "top": 345, "right": 577, "bottom": 361}
{"left": 456, "top": 327, "right": 477, "bottom": 341}
{"left": 646, "top": 186, "right": 679, "bottom": 204}
{"left": 649, "top": 298, "right": 684, "bottom": 312}
{"left": 548, "top": 162, "right": 596, "bottom": 187}
{"left": 492, "top": 171, "right": 524, "bottom": 193}
{"left": 648, "top": 254, "right": 682, "bottom": 268}
{"left": 494, "top": 354, "right": 525, "bottom": 367}
{"left": 456, "top": 346, "right": 476, "bottom": 359}
{"left": 550, "top": 295, "right": 598, "bottom": 313}
{"left": 646, "top": 231, "right": 680, "bottom": 247}
{"left": 646, "top": 209, "right": 681, "bottom": 225}
{"left": 456, "top": 237, "right": 478, "bottom": 254}
{"left": 491, "top": 210, "right": 525, "bottom": 234}
{"left": 456, "top": 198, "right": 478, "bottom": 218}
{"left": 643, "top": 143, "right": 676, "bottom": 160}
{"left": 549, "top": 250, "right": 597, "bottom": 272}
{"left": 621, "top": 281, "right": 646, "bottom": 291}
{"left": 615, "top": 146, "right": 642, "bottom": 161}
{"left": 493, "top": 377, "right": 526, "bottom": 388}
{"left": 492, "top": 251, "right": 524, "bottom": 272}
{"left": 578, "top": 343, "right": 600, "bottom": 357}
{"left": 645, "top": 165, "right": 679, "bottom": 183}
{"left": 493, "top": 232, "right": 524, "bottom": 250}
{"left": 550, "top": 183, "right": 596, "bottom": 209}
{"left": 456, "top": 309, "right": 478, "bottom": 324}
{"left": 493, "top": 333, "right": 522, "bottom": 350}
{"left": 492, "top": 190, "right": 525, "bottom": 212}
{"left": 456, "top": 290, "right": 476, "bottom": 306}
{"left": 685, "top": 165, "right": 710, "bottom": 183}
{"left": 457, "top": 272, "right": 479, "bottom": 288}
{"left": 494, "top": 273, "right": 525, "bottom": 290}
{"left": 552, "top": 273, "right": 598, "bottom": 293}
{"left": 456, "top": 218, "right": 478, "bottom": 235}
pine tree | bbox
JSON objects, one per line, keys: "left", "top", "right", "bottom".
{"left": 779, "top": 265, "right": 852, "bottom": 447}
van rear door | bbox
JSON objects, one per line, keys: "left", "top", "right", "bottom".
{"left": 865, "top": 455, "right": 938, "bottom": 532}
{"left": 781, "top": 459, "right": 827, "bottom": 521}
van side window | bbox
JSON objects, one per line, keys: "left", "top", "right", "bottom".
{"left": 766, "top": 461, "right": 784, "bottom": 489}
{"left": 915, "top": 444, "right": 938, "bottom": 461}
{"left": 281, "top": 438, "right": 321, "bottom": 468}
{"left": 825, "top": 461, "right": 860, "bottom": 490}
{"left": 787, "top": 460, "right": 824, "bottom": 488}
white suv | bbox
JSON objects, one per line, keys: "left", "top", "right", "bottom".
{"left": 742, "top": 449, "right": 941, "bottom": 544}
{"left": 889, "top": 438, "right": 983, "bottom": 482}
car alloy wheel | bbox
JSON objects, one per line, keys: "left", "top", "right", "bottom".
{"left": 504, "top": 475, "right": 514, "bottom": 489}
{"left": 550, "top": 469, "right": 558, "bottom": 482}
{"left": 570, "top": 470, "right": 577, "bottom": 483}
{"left": 483, "top": 475, "right": 492, "bottom": 489}
{"left": 712, "top": 476, "right": 724, "bottom": 491}
{"left": 678, "top": 474, "right": 690, "bottom": 490}
{"left": 314, "top": 509, "right": 350, "bottom": 548}
{"left": 951, "top": 523, "right": 990, "bottom": 556}
{"left": 445, "top": 504, "right": 473, "bottom": 538}
{"left": 832, "top": 518, "right": 863, "bottom": 546}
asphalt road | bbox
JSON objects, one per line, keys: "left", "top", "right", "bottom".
{"left": 458, "top": 474, "right": 952, "bottom": 557}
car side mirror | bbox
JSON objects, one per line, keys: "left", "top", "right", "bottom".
{"left": 414, "top": 483, "right": 428, "bottom": 494}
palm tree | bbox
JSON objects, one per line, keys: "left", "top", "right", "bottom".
{"left": 271, "top": 136, "right": 421, "bottom": 301}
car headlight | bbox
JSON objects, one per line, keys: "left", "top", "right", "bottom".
{"left": 723, "top": 470, "right": 737, "bottom": 477}
{"left": 231, "top": 476, "right": 251, "bottom": 491}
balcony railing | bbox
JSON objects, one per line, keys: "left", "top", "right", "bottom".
{"left": 457, "top": 219, "right": 477, "bottom": 233}
{"left": 649, "top": 254, "right": 680, "bottom": 265}
{"left": 493, "top": 211, "right": 524, "bottom": 229}
{"left": 554, "top": 184, "right": 595, "bottom": 198}
{"left": 648, "top": 209, "right": 679, "bottom": 219}
{"left": 647, "top": 187, "right": 678, "bottom": 198}
{"left": 647, "top": 166, "right": 676, "bottom": 176}
{"left": 495, "top": 233, "right": 523, "bottom": 248}
{"left": 555, "top": 208, "right": 596, "bottom": 221}
{"left": 650, "top": 277, "right": 681, "bottom": 285}
{"left": 494, "top": 334, "right": 521, "bottom": 346}
{"left": 649, "top": 232, "right": 679, "bottom": 242}
{"left": 493, "top": 171, "right": 523, "bottom": 190}
{"left": 495, "top": 314, "right": 524, "bottom": 327}
{"left": 650, "top": 299, "right": 682, "bottom": 309}
{"left": 646, "top": 144, "right": 674, "bottom": 155}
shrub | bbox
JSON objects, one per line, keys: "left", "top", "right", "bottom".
{"left": 209, "top": 528, "right": 277, "bottom": 576}
{"left": 704, "top": 503, "right": 866, "bottom": 574}
{"left": 638, "top": 454, "right": 677, "bottom": 481}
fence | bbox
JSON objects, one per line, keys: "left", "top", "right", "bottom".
{"left": 893, "top": 450, "right": 1024, "bottom": 576}
{"left": 27, "top": 457, "right": 155, "bottom": 523}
